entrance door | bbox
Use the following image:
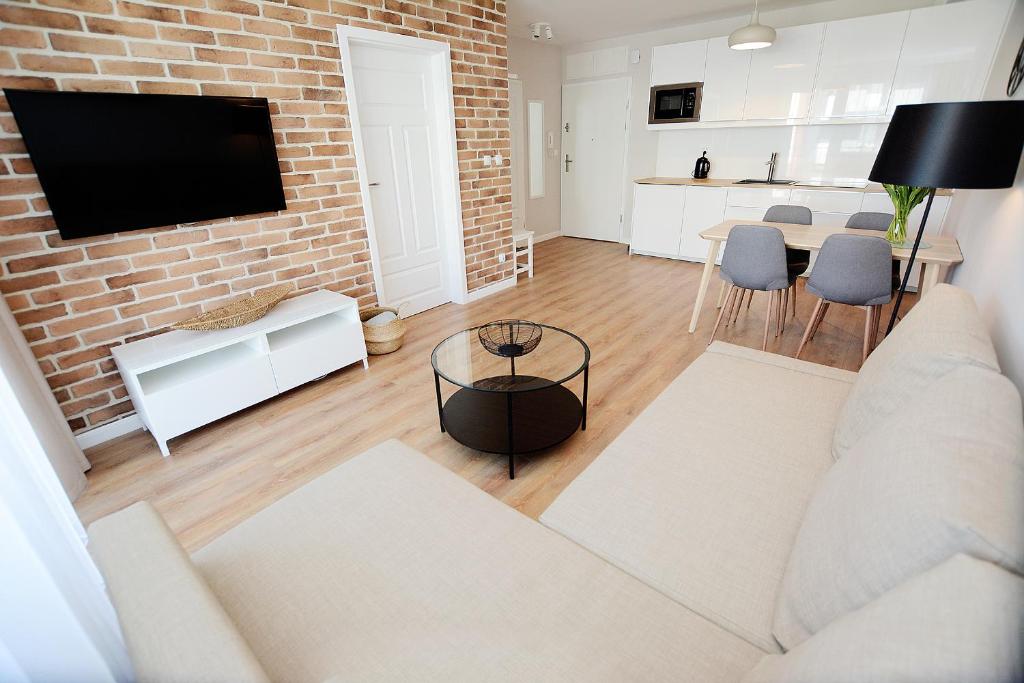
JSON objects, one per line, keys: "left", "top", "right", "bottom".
{"left": 350, "top": 43, "right": 451, "bottom": 315}
{"left": 509, "top": 79, "right": 526, "bottom": 233}
{"left": 561, "top": 78, "right": 630, "bottom": 242}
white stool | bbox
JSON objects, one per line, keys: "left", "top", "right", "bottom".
{"left": 513, "top": 230, "right": 534, "bottom": 279}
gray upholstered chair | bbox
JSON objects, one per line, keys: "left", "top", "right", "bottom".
{"left": 711, "top": 225, "right": 798, "bottom": 350}
{"left": 845, "top": 211, "right": 900, "bottom": 291}
{"left": 764, "top": 204, "right": 812, "bottom": 315}
{"left": 796, "top": 234, "right": 893, "bottom": 363}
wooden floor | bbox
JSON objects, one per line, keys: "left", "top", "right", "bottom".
{"left": 76, "top": 237, "right": 914, "bottom": 551}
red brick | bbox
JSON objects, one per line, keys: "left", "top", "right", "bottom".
{"left": 40, "top": 0, "right": 113, "bottom": 12}
{"left": 49, "top": 34, "right": 126, "bottom": 56}
{"left": 105, "top": 268, "right": 165, "bottom": 289}
{"left": 116, "top": 1, "right": 182, "bottom": 23}
{"left": 0, "top": 28, "right": 48, "bottom": 49}
{"left": 86, "top": 16, "right": 156, "bottom": 39}
{"left": 0, "top": 271, "right": 60, "bottom": 294}
{"left": 47, "top": 310, "right": 116, "bottom": 337}
{"left": 85, "top": 237, "right": 152, "bottom": 259}
{"left": 81, "top": 319, "right": 145, "bottom": 344}
{"left": 14, "top": 303, "right": 68, "bottom": 326}
{"left": 31, "top": 281, "right": 105, "bottom": 305}
{"left": 6, "top": 248, "right": 84, "bottom": 273}
{"left": 70, "top": 290, "right": 135, "bottom": 314}
{"left": 0, "top": 5, "right": 82, "bottom": 30}
{"left": 63, "top": 259, "right": 132, "bottom": 281}
{"left": 98, "top": 59, "right": 165, "bottom": 77}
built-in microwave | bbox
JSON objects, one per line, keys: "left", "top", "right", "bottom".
{"left": 648, "top": 82, "right": 702, "bottom": 124}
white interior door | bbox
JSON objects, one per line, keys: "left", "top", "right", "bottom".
{"left": 351, "top": 43, "right": 451, "bottom": 315}
{"left": 561, "top": 78, "right": 629, "bottom": 242}
{"left": 509, "top": 79, "right": 526, "bottom": 233}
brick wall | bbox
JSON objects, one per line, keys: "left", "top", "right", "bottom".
{"left": 0, "top": 0, "right": 512, "bottom": 436}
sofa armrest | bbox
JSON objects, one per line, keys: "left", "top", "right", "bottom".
{"left": 88, "top": 502, "right": 270, "bottom": 683}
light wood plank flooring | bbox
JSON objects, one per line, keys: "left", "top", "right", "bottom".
{"left": 76, "top": 237, "right": 914, "bottom": 551}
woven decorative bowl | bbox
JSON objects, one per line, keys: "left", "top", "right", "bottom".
{"left": 478, "top": 320, "right": 542, "bottom": 358}
{"left": 171, "top": 285, "right": 291, "bottom": 332}
{"left": 360, "top": 306, "right": 406, "bottom": 355}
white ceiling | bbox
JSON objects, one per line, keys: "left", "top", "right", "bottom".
{"left": 507, "top": 0, "right": 827, "bottom": 46}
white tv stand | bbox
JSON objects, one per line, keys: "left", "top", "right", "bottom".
{"left": 112, "top": 290, "right": 368, "bottom": 456}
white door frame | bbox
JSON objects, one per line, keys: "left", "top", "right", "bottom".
{"left": 561, "top": 77, "right": 632, "bottom": 243}
{"left": 336, "top": 25, "right": 469, "bottom": 306}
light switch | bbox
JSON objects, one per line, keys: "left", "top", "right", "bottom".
{"left": 482, "top": 155, "right": 492, "bottom": 167}
{"left": 494, "top": 153, "right": 504, "bottom": 165}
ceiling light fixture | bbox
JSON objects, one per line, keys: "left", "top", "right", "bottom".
{"left": 529, "top": 22, "right": 554, "bottom": 41}
{"left": 728, "top": 0, "right": 776, "bottom": 50}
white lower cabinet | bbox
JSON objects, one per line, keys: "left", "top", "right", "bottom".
{"left": 630, "top": 184, "right": 686, "bottom": 257}
{"left": 679, "top": 187, "right": 727, "bottom": 262}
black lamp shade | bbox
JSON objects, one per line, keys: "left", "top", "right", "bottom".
{"left": 869, "top": 101, "right": 1024, "bottom": 189}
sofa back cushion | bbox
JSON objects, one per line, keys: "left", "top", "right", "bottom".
{"left": 832, "top": 284, "right": 1000, "bottom": 459}
{"left": 746, "top": 555, "right": 1024, "bottom": 683}
{"left": 773, "top": 365, "right": 1024, "bottom": 650}
{"left": 89, "top": 501, "right": 271, "bottom": 683}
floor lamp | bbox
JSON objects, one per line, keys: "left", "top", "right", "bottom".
{"left": 868, "top": 101, "right": 1024, "bottom": 335}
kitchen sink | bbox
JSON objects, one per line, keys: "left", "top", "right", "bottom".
{"left": 734, "top": 179, "right": 798, "bottom": 185}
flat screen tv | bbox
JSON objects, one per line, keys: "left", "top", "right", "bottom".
{"left": 5, "top": 89, "right": 287, "bottom": 240}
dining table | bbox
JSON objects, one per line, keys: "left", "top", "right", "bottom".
{"left": 687, "top": 219, "right": 964, "bottom": 333}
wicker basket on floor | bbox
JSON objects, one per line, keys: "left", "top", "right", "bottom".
{"left": 171, "top": 285, "right": 291, "bottom": 331}
{"left": 360, "top": 306, "right": 406, "bottom": 355}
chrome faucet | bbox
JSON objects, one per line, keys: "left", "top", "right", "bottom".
{"left": 765, "top": 152, "right": 777, "bottom": 183}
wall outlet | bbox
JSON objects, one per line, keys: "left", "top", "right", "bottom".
{"left": 498, "top": 252, "right": 507, "bottom": 263}
{"left": 494, "top": 153, "right": 504, "bottom": 165}
{"left": 482, "top": 155, "right": 492, "bottom": 167}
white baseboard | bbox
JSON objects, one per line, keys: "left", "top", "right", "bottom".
{"left": 533, "top": 231, "right": 561, "bottom": 243}
{"left": 75, "top": 414, "right": 143, "bottom": 450}
{"left": 463, "top": 276, "right": 516, "bottom": 303}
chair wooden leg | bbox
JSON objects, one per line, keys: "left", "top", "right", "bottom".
{"left": 809, "top": 302, "right": 830, "bottom": 342}
{"left": 774, "top": 290, "right": 782, "bottom": 338}
{"left": 862, "top": 306, "right": 874, "bottom": 363}
{"left": 781, "top": 287, "right": 789, "bottom": 334}
{"left": 762, "top": 291, "right": 775, "bottom": 351}
{"left": 868, "top": 305, "right": 882, "bottom": 355}
{"left": 730, "top": 288, "right": 745, "bottom": 324}
{"left": 717, "top": 281, "right": 727, "bottom": 308}
{"left": 746, "top": 289, "right": 754, "bottom": 309}
{"left": 710, "top": 285, "right": 736, "bottom": 344}
{"left": 791, "top": 283, "right": 798, "bottom": 318}
{"left": 796, "top": 298, "right": 824, "bottom": 359}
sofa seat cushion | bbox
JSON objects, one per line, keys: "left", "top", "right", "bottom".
{"left": 773, "top": 365, "right": 1024, "bottom": 650}
{"left": 746, "top": 555, "right": 1024, "bottom": 683}
{"left": 88, "top": 502, "right": 271, "bottom": 683}
{"left": 191, "top": 440, "right": 763, "bottom": 683}
{"left": 540, "top": 342, "right": 856, "bottom": 653}
{"left": 833, "top": 283, "right": 1000, "bottom": 459}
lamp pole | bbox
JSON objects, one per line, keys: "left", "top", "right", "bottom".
{"left": 886, "top": 187, "right": 936, "bottom": 336}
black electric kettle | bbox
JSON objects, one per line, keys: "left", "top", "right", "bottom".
{"left": 693, "top": 151, "right": 711, "bottom": 179}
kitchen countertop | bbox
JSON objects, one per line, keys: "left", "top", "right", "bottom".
{"left": 634, "top": 177, "right": 954, "bottom": 196}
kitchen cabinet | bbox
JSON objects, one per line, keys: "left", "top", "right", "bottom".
{"left": 630, "top": 184, "right": 685, "bottom": 257}
{"left": 726, "top": 187, "right": 793, "bottom": 210}
{"left": 566, "top": 46, "right": 628, "bottom": 80}
{"left": 887, "top": 0, "right": 1007, "bottom": 114}
{"left": 650, "top": 40, "right": 707, "bottom": 86}
{"left": 701, "top": 37, "right": 750, "bottom": 121}
{"left": 810, "top": 11, "right": 908, "bottom": 119}
{"left": 679, "top": 187, "right": 728, "bottom": 262}
{"left": 744, "top": 23, "right": 824, "bottom": 120}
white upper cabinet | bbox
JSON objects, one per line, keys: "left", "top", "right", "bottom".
{"left": 651, "top": 40, "right": 707, "bottom": 86}
{"left": 810, "top": 11, "right": 908, "bottom": 119}
{"left": 888, "top": 0, "right": 1007, "bottom": 114}
{"left": 701, "top": 37, "right": 751, "bottom": 121}
{"left": 744, "top": 23, "right": 825, "bottom": 120}
{"left": 566, "top": 46, "right": 628, "bottom": 80}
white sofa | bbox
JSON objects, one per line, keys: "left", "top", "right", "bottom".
{"left": 88, "top": 284, "right": 1024, "bottom": 682}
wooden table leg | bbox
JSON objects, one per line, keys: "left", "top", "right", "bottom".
{"left": 919, "top": 263, "right": 943, "bottom": 298}
{"left": 717, "top": 281, "right": 727, "bottom": 308}
{"left": 688, "top": 240, "right": 722, "bottom": 334}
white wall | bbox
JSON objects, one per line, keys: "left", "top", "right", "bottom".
{"left": 562, "top": 0, "right": 936, "bottom": 240}
{"left": 508, "top": 37, "right": 562, "bottom": 239}
{"left": 945, "top": 0, "right": 1024, "bottom": 395}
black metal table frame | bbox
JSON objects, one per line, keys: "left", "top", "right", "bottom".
{"left": 431, "top": 324, "right": 590, "bottom": 479}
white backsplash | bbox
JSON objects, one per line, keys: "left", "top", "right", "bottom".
{"left": 654, "top": 122, "right": 889, "bottom": 184}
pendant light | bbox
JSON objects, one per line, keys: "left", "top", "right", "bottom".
{"left": 729, "top": 0, "right": 776, "bottom": 50}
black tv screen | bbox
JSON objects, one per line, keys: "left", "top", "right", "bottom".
{"left": 5, "top": 89, "right": 287, "bottom": 239}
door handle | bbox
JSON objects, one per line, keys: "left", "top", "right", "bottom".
{"left": 564, "top": 155, "right": 573, "bottom": 173}
{"left": 368, "top": 182, "right": 380, "bottom": 187}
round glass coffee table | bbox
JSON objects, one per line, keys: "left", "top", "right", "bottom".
{"left": 431, "top": 322, "right": 590, "bottom": 479}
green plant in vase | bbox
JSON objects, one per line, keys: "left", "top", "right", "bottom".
{"left": 882, "top": 184, "right": 932, "bottom": 247}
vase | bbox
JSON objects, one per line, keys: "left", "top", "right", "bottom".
{"left": 886, "top": 210, "right": 909, "bottom": 246}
